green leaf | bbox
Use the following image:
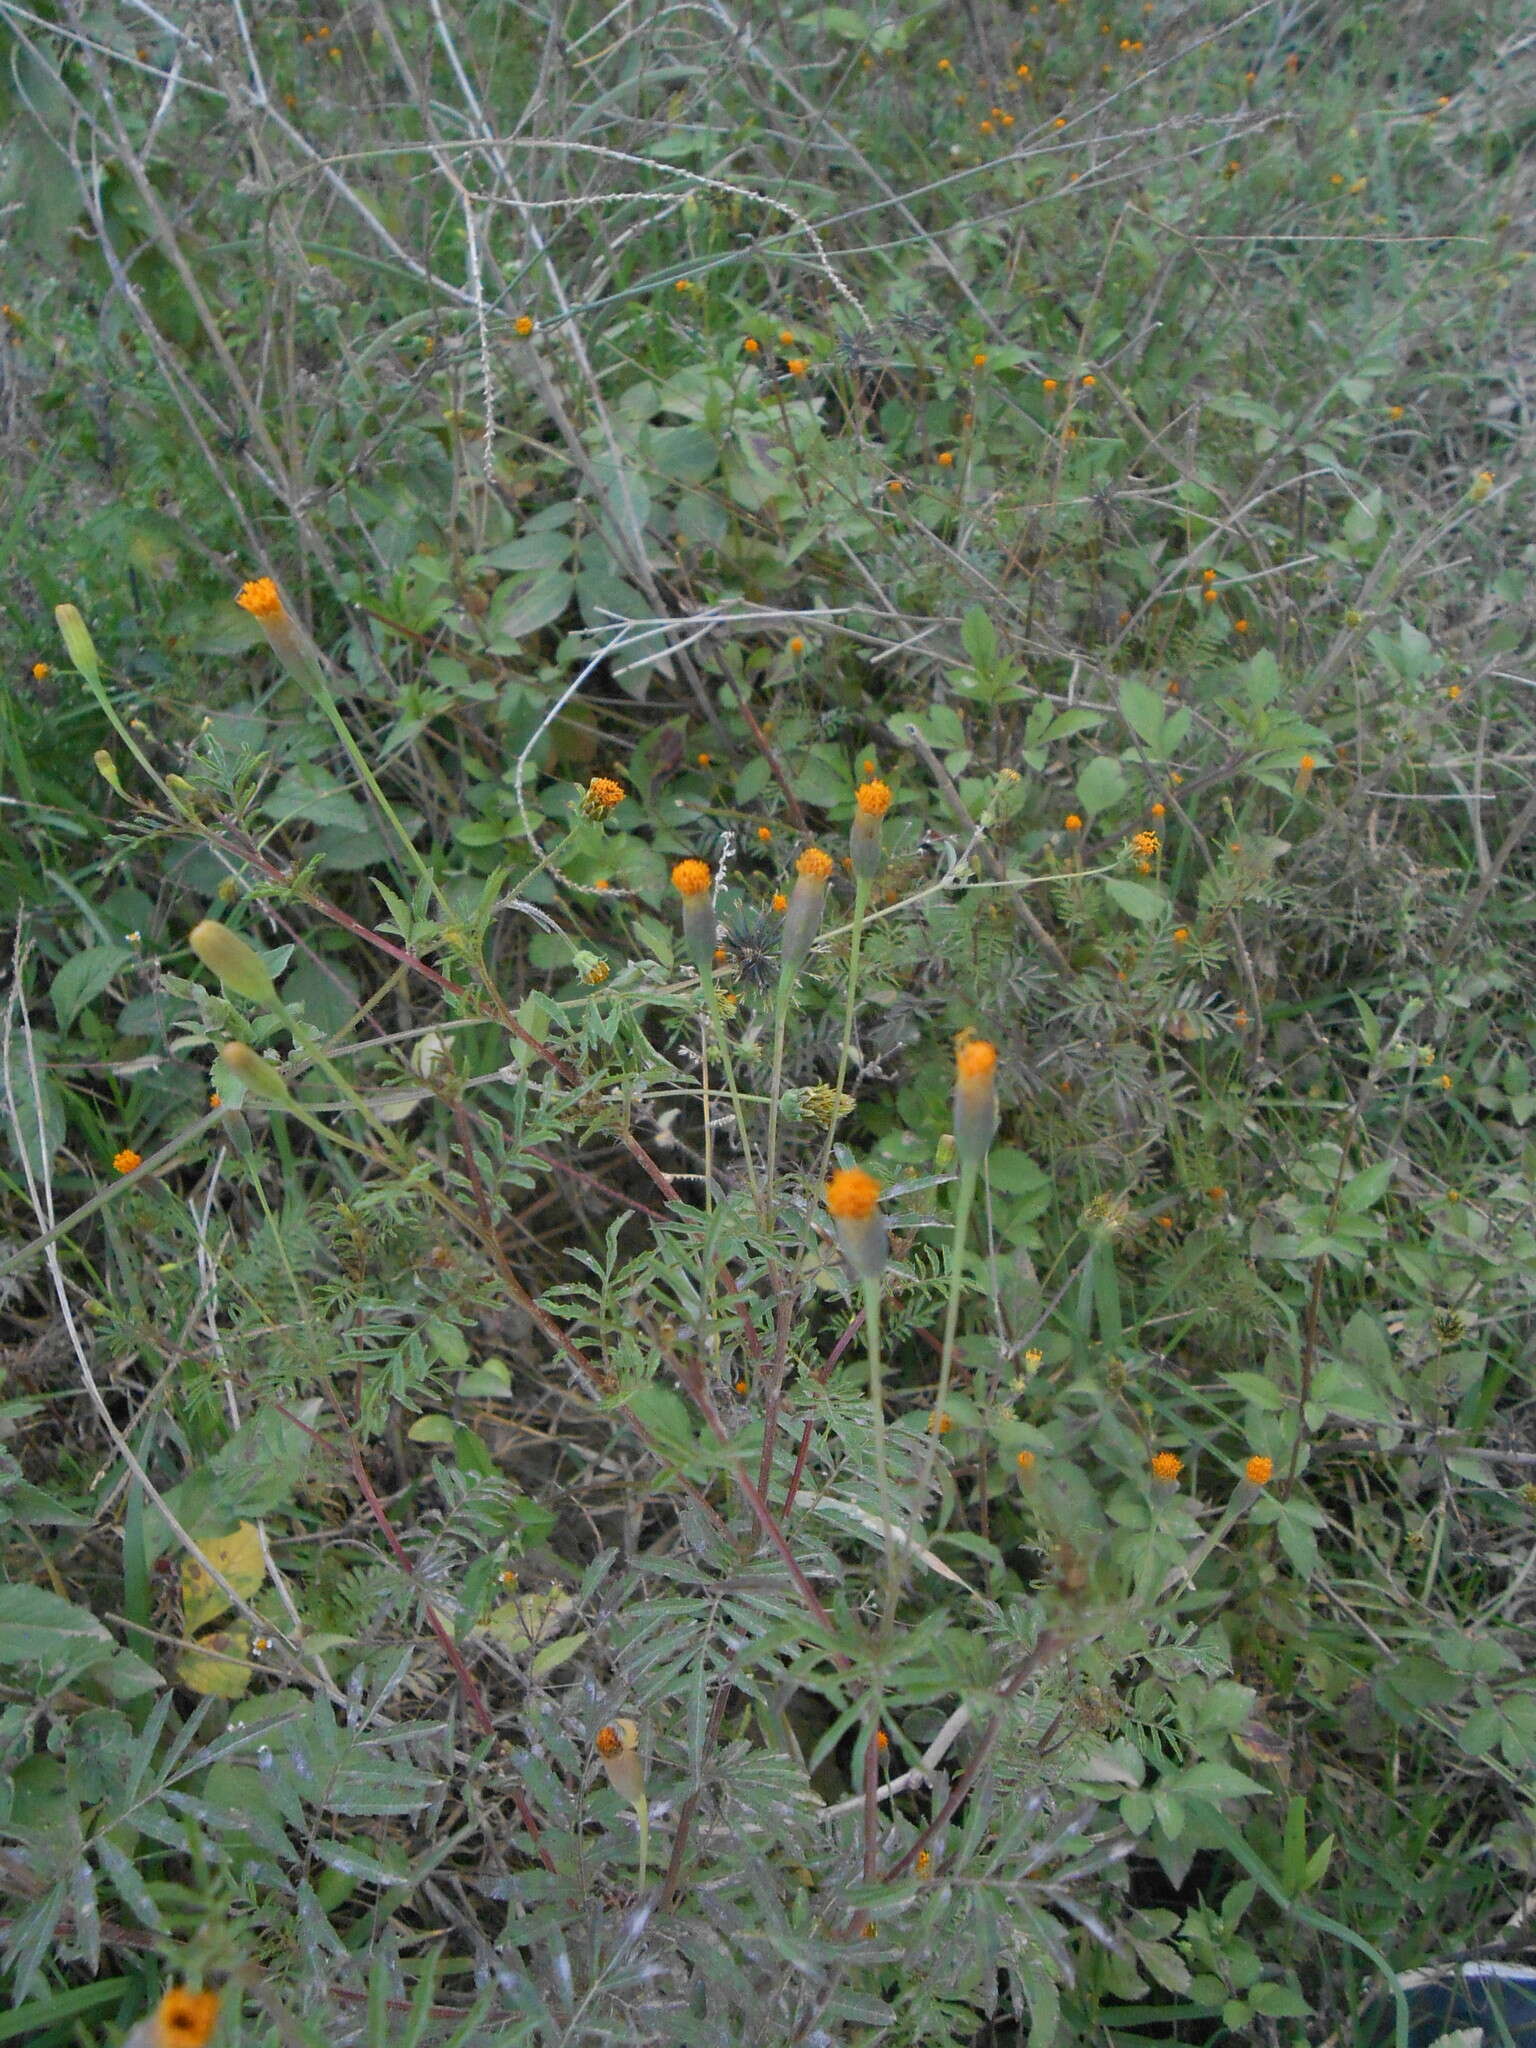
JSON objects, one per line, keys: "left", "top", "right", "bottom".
{"left": 1118, "top": 678, "right": 1168, "bottom": 751}
{"left": 961, "top": 606, "right": 998, "bottom": 671}
{"left": 484, "top": 570, "right": 574, "bottom": 647}
{"left": 1104, "top": 878, "right": 1166, "bottom": 922}
{"left": 1075, "top": 756, "right": 1127, "bottom": 817}
{"left": 51, "top": 945, "right": 133, "bottom": 1031}
{"left": 0, "top": 1583, "right": 113, "bottom": 1666}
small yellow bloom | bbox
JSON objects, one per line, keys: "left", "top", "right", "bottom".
{"left": 856, "top": 780, "right": 892, "bottom": 819}
{"left": 113, "top": 1147, "right": 143, "bottom": 1175}
{"left": 937, "top": 56, "right": 952, "bottom": 70}
{"left": 1439, "top": 1073, "right": 1453, "bottom": 1090}
{"left": 1017, "top": 62, "right": 1030, "bottom": 76}
{"left": 1172, "top": 926, "right": 1190, "bottom": 944}
{"left": 235, "top": 577, "right": 285, "bottom": 622}
{"left": 30, "top": 661, "right": 49, "bottom": 680}
{"left": 786, "top": 357, "right": 809, "bottom": 376}
{"left": 788, "top": 635, "right": 805, "bottom": 653}
{"left": 581, "top": 775, "right": 625, "bottom": 819}
{"left": 1024, "top": 1347, "right": 1043, "bottom": 1369}
{"left": 915, "top": 1847, "right": 933, "bottom": 1874}
{"left": 826, "top": 1166, "right": 880, "bottom": 1221}
{"left": 937, "top": 450, "right": 954, "bottom": 467}
{"left": 972, "top": 352, "right": 989, "bottom": 368}
{"left": 150, "top": 1985, "right": 221, "bottom": 2048}
{"left": 1244, "top": 1454, "right": 1274, "bottom": 1486}
{"left": 514, "top": 315, "right": 535, "bottom": 337}
{"left": 1016, "top": 1449, "right": 1036, "bottom": 1472}
{"left": 778, "top": 327, "right": 795, "bottom": 346}
{"left": 743, "top": 336, "right": 760, "bottom": 353}
{"left": 1131, "top": 828, "right": 1160, "bottom": 859}
{"left": 696, "top": 752, "right": 712, "bottom": 767}
{"left": 1042, "top": 376, "right": 1058, "bottom": 392}
{"left": 886, "top": 477, "right": 904, "bottom": 494}
{"left": 1064, "top": 813, "right": 1083, "bottom": 832}
{"left": 674, "top": 278, "right": 692, "bottom": 293}
{"left": 1447, "top": 684, "right": 1462, "bottom": 700}
{"left": 1150, "top": 1450, "right": 1183, "bottom": 1483}
{"left": 772, "top": 891, "right": 788, "bottom": 912}
{"left": 1080, "top": 374, "right": 1096, "bottom": 388}
{"left": 1387, "top": 403, "right": 1404, "bottom": 420}
{"left": 585, "top": 961, "right": 610, "bottom": 986}
{"left": 1234, "top": 618, "right": 1249, "bottom": 634}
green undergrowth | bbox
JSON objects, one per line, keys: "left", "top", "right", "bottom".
{"left": 1, "top": 0, "right": 1535, "bottom": 2043}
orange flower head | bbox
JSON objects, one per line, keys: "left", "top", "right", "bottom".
{"left": 937, "top": 449, "right": 954, "bottom": 467}
{"left": 955, "top": 1037, "right": 998, "bottom": 1086}
{"left": 1150, "top": 1450, "right": 1183, "bottom": 1483}
{"left": 972, "top": 351, "right": 989, "bottom": 368}
{"left": 856, "top": 780, "right": 892, "bottom": 819}
{"left": 153, "top": 1987, "right": 221, "bottom": 2048}
{"left": 875, "top": 1729, "right": 889, "bottom": 1750}
{"left": 671, "top": 859, "right": 712, "bottom": 898}
{"left": 778, "top": 327, "right": 795, "bottom": 346}
{"left": 1064, "top": 813, "right": 1083, "bottom": 832}
{"left": 1080, "top": 373, "right": 1096, "bottom": 388}
{"left": 1042, "top": 377, "right": 1058, "bottom": 392}
{"left": 826, "top": 1166, "right": 881, "bottom": 1222}
{"left": 1131, "top": 828, "right": 1160, "bottom": 859}
{"left": 742, "top": 336, "right": 760, "bottom": 353}
{"left": 235, "top": 577, "right": 284, "bottom": 621}
{"left": 796, "top": 845, "right": 835, "bottom": 882}
{"left": 595, "top": 1723, "right": 626, "bottom": 1758}
{"left": 1172, "top": 926, "right": 1190, "bottom": 944}
{"left": 1234, "top": 618, "right": 1249, "bottom": 634}
{"left": 915, "top": 1848, "right": 933, "bottom": 1874}
{"left": 31, "top": 661, "right": 50, "bottom": 680}
{"left": 514, "top": 315, "right": 535, "bottom": 337}
{"left": 1016, "top": 1449, "right": 1036, "bottom": 1473}
{"left": 113, "top": 1148, "right": 143, "bottom": 1175}
{"left": 772, "top": 891, "right": 788, "bottom": 912}
{"left": 788, "top": 635, "right": 805, "bottom": 653}
{"left": 1150, "top": 801, "right": 1166, "bottom": 818}
{"left": 583, "top": 775, "right": 625, "bottom": 817}
{"left": 1244, "top": 1454, "right": 1274, "bottom": 1486}
{"left": 787, "top": 357, "right": 809, "bottom": 376}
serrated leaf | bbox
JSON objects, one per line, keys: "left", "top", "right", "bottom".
{"left": 1075, "top": 756, "right": 1127, "bottom": 817}
{"left": 530, "top": 1630, "right": 590, "bottom": 1679}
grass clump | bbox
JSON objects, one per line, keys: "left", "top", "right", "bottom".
{"left": 2, "top": 2, "right": 1535, "bottom": 2044}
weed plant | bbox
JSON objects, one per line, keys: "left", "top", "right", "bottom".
{"left": 1, "top": 1, "right": 1535, "bottom": 2044}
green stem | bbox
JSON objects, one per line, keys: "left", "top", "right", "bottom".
{"left": 864, "top": 1271, "right": 896, "bottom": 1618}
{"left": 700, "top": 969, "right": 763, "bottom": 1214}
{"left": 765, "top": 986, "right": 791, "bottom": 1214}
{"left": 815, "top": 878, "right": 872, "bottom": 1193}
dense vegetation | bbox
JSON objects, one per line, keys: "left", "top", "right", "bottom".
{"left": 2, "top": 1, "right": 1534, "bottom": 2042}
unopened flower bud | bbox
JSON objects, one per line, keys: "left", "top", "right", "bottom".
{"left": 55, "top": 603, "right": 101, "bottom": 683}
{"left": 218, "top": 1041, "right": 292, "bottom": 1104}
{"left": 94, "top": 750, "right": 124, "bottom": 795}
{"left": 190, "top": 919, "right": 281, "bottom": 1009}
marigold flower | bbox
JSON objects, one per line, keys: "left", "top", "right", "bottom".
{"left": 1016, "top": 1449, "right": 1036, "bottom": 1472}
{"left": 31, "top": 661, "right": 49, "bottom": 680}
{"left": 786, "top": 356, "right": 809, "bottom": 376}
{"left": 781, "top": 848, "right": 835, "bottom": 980}
{"left": 1131, "top": 829, "right": 1160, "bottom": 859}
{"left": 856, "top": 780, "right": 891, "bottom": 819}
{"left": 850, "top": 781, "right": 890, "bottom": 881}
{"left": 514, "top": 315, "right": 535, "bottom": 337}
{"left": 937, "top": 56, "right": 952, "bottom": 69}
{"left": 788, "top": 635, "right": 805, "bottom": 653}
{"left": 886, "top": 477, "right": 904, "bottom": 494}
{"left": 875, "top": 1728, "right": 889, "bottom": 1750}
{"left": 235, "top": 577, "right": 284, "bottom": 622}
{"left": 777, "top": 327, "right": 795, "bottom": 346}
{"left": 1234, "top": 618, "right": 1249, "bottom": 634}
{"left": 826, "top": 1167, "right": 888, "bottom": 1281}
{"left": 1387, "top": 403, "right": 1404, "bottom": 420}
{"left": 772, "top": 891, "right": 788, "bottom": 912}
{"left": 796, "top": 845, "right": 835, "bottom": 881}
{"left": 1172, "top": 926, "right": 1190, "bottom": 944}
{"left": 937, "top": 449, "right": 954, "bottom": 467}
{"left": 672, "top": 860, "right": 712, "bottom": 898}
{"left": 151, "top": 1986, "right": 221, "bottom": 2048}
{"left": 595, "top": 1723, "right": 625, "bottom": 1759}
{"left": 1064, "top": 813, "right": 1083, "bottom": 832}
{"left": 972, "top": 351, "right": 989, "bottom": 368}
{"left": 1080, "top": 374, "right": 1096, "bottom": 388}
{"left": 1150, "top": 1450, "right": 1183, "bottom": 1483}
{"left": 1017, "top": 62, "right": 1030, "bottom": 76}
{"left": 953, "top": 1034, "right": 999, "bottom": 1167}
{"left": 581, "top": 775, "right": 626, "bottom": 820}
{"left": 695, "top": 752, "right": 711, "bottom": 767}
{"left": 113, "top": 1147, "right": 143, "bottom": 1175}
{"left": 1244, "top": 1454, "right": 1274, "bottom": 1486}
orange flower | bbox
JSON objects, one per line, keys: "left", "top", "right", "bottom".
{"left": 696, "top": 752, "right": 712, "bottom": 767}
{"left": 514, "top": 315, "right": 535, "bottom": 337}
{"left": 972, "top": 351, "right": 989, "bottom": 368}
{"left": 1150, "top": 1450, "right": 1183, "bottom": 1483}
{"left": 856, "top": 780, "right": 891, "bottom": 819}
{"left": 672, "top": 860, "right": 712, "bottom": 897}
{"left": 937, "top": 450, "right": 954, "bottom": 467}
{"left": 30, "top": 661, "right": 49, "bottom": 680}
{"left": 151, "top": 1987, "right": 221, "bottom": 2048}
{"left": 777, "top": 327, "right": 795, "bottom": 346}
{"left": 950, "top": 1036, "right": 998, "bottom": 1169}
{"left": 772, "top": 892, "right": 788, "bottom": 912}
{"left": 595, "top": 1724, "right": 625, "bottom": 1759}
{"left": 1064, "top": 813, "right": 1083, "bottom": 832}
{"left": 235, "top": 577, "right": 284, "bottom": 621}
{"left": 850, "top": 782, "right": 891, "bottom": 882}
{"left": 796, "top": 845, "right": 836, "bottom": 881}
{"left": 1080, "top": 373, "right": 1096, "bottom": 388}
{"left": 826, "top": 1168, "right": 887, "bottom": 1280}
{"left": 788, "top": 635, "right": 805, "bottom": 653}
{"left": 1016, "top": 1449, "right": 1036, "bottom": 1473}
{"left": 826, "top": 1167, "right": 880, "bottom": 1221}
{"left": 1172, "top": 926, "right": 1190, "bottom": 944}
{"left": 113, "top": 1147, "right": 143, "bottom": 1175}
{"left": 1131, "top": 828, "right": 1160, "bottom": 859}
{"left": 1244, "top": 1454, "right": 1274, "bottom": 1486}
{"left": 742, "top": 337, "right": 760, "bottom": 354}
{"left": 1234, "top": 618, "right": 1249, "bottom": 634}
{"left": 581, "top": 775, "right": 625, "bottom": 819}
{"left": 786, "top": 357, "right": 809, "bottom": 376}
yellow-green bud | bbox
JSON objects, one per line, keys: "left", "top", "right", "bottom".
{"left": 218, "top": 1041, "right": 292, "bottom": 1104}
{"left": 190, "top": 919, "right": 281, "bottom": 1008}
{"left": 55, "top": 604, "right": 101, "bottom": 683}
{"left": 164, "top": 774, "right": 200, "bottom": 816}
{"left": 94, "top": 750, "right": 124, "bottom": 795}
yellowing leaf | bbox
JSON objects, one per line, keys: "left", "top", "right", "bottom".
{"left": 175, "top": 1625, "right": 253, "bottom": 1699}
{"left": 181, "top": 1521, "right": 265, "bottom": 1634}
{"left": 476, "top": 1588, "right": 577, "bottom": 1653}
